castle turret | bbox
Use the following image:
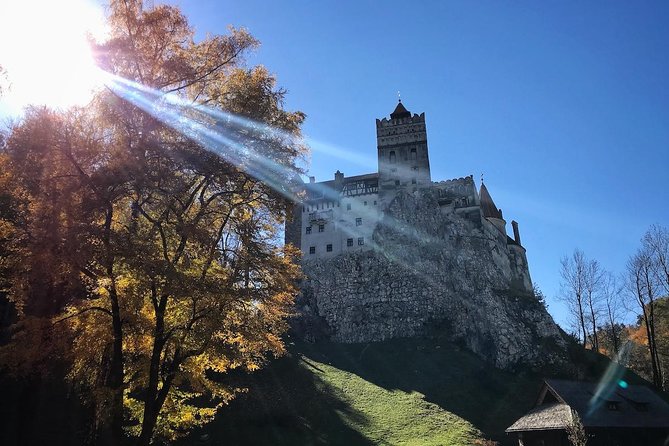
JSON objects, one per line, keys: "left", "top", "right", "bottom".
{"left": 480, "top": 182, "right": 507, "bottom": 236}
{"left": 511, "top": 220, "right": 521, "bottom": 246}
{"left": 376, "top": 100, "right": 431, "bottom": 206}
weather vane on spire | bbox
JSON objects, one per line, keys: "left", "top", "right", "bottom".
{"left": 481, "top": 172, "right": 484, "bottom": 184}
{"left": 398, "top": 90, "right": 401, "bottom": 103}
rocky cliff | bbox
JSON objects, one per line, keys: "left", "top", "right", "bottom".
{"left": 295, "top": 188, "right": 566, "bottom": 370}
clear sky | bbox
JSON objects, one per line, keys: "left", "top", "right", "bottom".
{"left": 4, "top": 1, "right": 669, "bottom": 330}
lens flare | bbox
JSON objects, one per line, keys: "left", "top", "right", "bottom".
{"left": 587, "top": 341, "right": 631, "bottom": 417}
{"left": 0, "top": 0, "right": 107, "bottom": 112}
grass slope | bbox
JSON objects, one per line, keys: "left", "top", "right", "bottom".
{"left": 0, "top": 334, "right": 652, "bottom": 446}
{"left": 298, "top": 355, "right": 480, "bottom": 446}
{"left": 184, "top": 336, "right": 651, "bottom": 446}
{"left": 182, "top": 338, "right": 545, "bottom": 445}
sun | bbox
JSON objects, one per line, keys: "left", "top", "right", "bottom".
{"left": 0, "top": 0, "right": 108, "bottom": 113}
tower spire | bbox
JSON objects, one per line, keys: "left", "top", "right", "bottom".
{"left": 390, "top": 100, "right": 410, "bottom": 119}
{"left": 479, "top": 182, "right": 503, "bottom": 219}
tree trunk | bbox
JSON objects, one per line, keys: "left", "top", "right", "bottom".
{"left": 607, "top": 304, "right": 619, "bottom": 354}
{"left": 577, "top": 294, "right": 587, "bottom": 347}
{"left": 105, "top": 203, "right": 125, "bottom": 446}
{"left": 109, "top": 284, "right": 126, "bottom": 446}
{"left": 647, "top": 299, "right": 664, "bottom": 389}
{"left": 137, "top": 289, "right": 167, "bottom": 446}
{"left": 588, "top": 291, "right": 599, "bottom": 352}
{"left": 137, "top": 373, "right": 175, "bottom": 446}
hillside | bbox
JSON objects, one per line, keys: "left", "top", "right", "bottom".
{"left": 181, "top": 336, "right": 629, "bottom": 446}
{"left": 0, "top": 335, "right": 651, "bottom": 445}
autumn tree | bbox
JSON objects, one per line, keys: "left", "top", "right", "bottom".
{"left": 625, "top": 226, "right": 669, "bottom": 389}
{"left": 1, "top": 1, "right": 305, "bottom": 445}
{"left": 623, "top": 300, "right": 669, "bottom": 391}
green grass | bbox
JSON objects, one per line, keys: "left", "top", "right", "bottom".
{"left": 182, "top": 336, "right": 651, "bottom": 446}
{"left": 181, "top": 338, "right": 542, "bottom": 445}
{"left": 298, "top": 356, "right": 481, "bottom": 446}
{"left": 0, "top": 333, "right": 651, "bottom": 445}
{"left": 296, "top": 338, "right": 541, "bottom": 443}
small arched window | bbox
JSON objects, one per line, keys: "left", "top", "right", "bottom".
{"left": 389, "top": 151, "right": 396, "bottom": 163}
{"left": 410, "top": 148, "right": 417, "bottom": 160}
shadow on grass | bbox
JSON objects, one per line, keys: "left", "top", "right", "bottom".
{"left": 295, "top": 337, "right": 539, "bottom": 445}
{"left": 295, "top": 337, "right": 655, "bottom": 446}
{"left": 178, "top": 350, "right": 373, "bottom": 446}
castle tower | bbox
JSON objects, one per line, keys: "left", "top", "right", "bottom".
{"left": 376, "top": 100, "right": 432, "bottom": 206}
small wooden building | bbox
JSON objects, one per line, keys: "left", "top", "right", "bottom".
{"left": 506, "top": 379, "right": 669, "bottom": 446}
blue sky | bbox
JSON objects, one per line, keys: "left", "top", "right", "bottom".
{"left": 171, "top": 0, "right": 669, "bottom": 329}
{"left": 3, "top": 1, "right": 668, "bottom": 329}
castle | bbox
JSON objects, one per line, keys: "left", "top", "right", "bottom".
{"left": 286, "top": 101, "right": 564, "bottom": 369}
{"left": 287, "top": 101, "right": 531, "bottom": 292}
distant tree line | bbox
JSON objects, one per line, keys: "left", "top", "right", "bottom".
{"left": 559, "top": 225, "right": 669, "bottom": 390}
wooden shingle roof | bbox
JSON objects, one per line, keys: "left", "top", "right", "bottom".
{"left": 506, "top": 403, "right": 572, "bottom": 432}
{"left": 506, "top": 379, "right": 669, "bottom": 433}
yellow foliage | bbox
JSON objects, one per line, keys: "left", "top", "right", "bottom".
{"left": 0, "top": 1, "right": 305, "bottom": 443}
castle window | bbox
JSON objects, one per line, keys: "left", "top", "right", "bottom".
{"left": 410, "top": 148, "right": 417, "bottom": 160}
{"left": 364, "top": 201, "right": 367, "bottom": 206}
{"left": 347, "top": 238, "right": 353, "bottom": 247}
{"left": 633, "top": 402, "right": 649, "bottom": 412}
{"left": 326, "top": 244, "right": 333, "bottom": 252}
{"left": 306, "top": 226, "right": 312, "bottom": 234}
{"left": 374, "top": 200, "right": 377, "bottom": 205}
{"left": 309, "top": 246, "right": 316, "bottom": 254}
{"left": 395, "top": 180, "right": 400, "bottom": 186}
{"left": 358, "top": 237, "right": 364, "bottom": 246}
{"left": 356, "top": 218, "right": 362, "bottom": 226}
{"left": 411, "top": 178, "right": 417, "bottom": 185}
{"left": 347, "top": 203, "right": 351, "bottom": 210}
{"left": 389, "top": 151, "right": 396, "bottom": 163}
{"left": 318, "top": 224, "right": 325, "bottom": 232}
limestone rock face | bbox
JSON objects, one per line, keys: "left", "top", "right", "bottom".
{"left": 297, "top": 189, "right": 566, "bottom": 370}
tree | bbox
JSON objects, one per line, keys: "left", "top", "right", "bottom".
{"left": 624, "top": 300, "right": 669, "bottom": 391}
{"left": 643, "top": 225, "right": 669, "bottom": 295}
{"left": 600, "top": 272, "right": 624, "bottom": 355}
{"left": 0, "top": 1, "right": 305, "bottom": 444}
{"left": 559, "top": 249, "right": 603, "bottom": 349}
{"left": 566, "top": 409, "right": 588, "bottom": 446}
{"left": 584, "top": 258, "right": 604, "bottom": 352}
{"left": 626, "top": 246, "right": 663, "bottom": 388}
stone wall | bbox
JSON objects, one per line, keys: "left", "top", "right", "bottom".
{"left": 296, "top": 188, "right": 566, "bottom": 370}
